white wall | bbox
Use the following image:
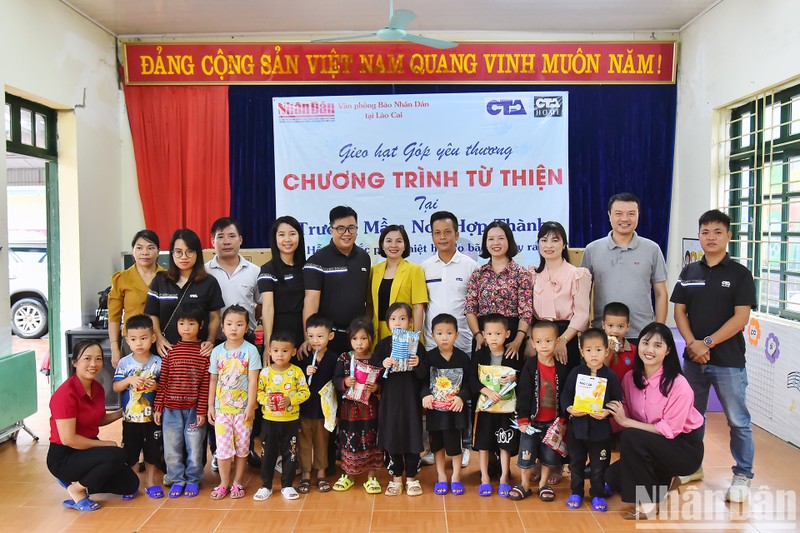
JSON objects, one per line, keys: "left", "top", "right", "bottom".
{"left": 670, "top": 0, "right": 800, "bottom": 289}
{"left": 0, "top": 0, "right": 130, "bottom": 372}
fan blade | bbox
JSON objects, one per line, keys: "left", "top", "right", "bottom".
{"left": 389, "top": 9, "right": 416, "bottom": 30}
{"left": 312, "top": 33, "right": 379, "bottom": 43}
{"left": 402, "top": 33, "right": 458, "bottom": 49}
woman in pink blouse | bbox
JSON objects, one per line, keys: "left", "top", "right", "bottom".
{"left": 529, "top": 221, "right": 591, "bottom": 380}
{"left": 465, "top": 221, "right": 533, "bottom": 358}
{"left": 605, "top": 322, "right": 704, "bottom": 519}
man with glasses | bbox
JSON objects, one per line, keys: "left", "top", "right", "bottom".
{"left": 302, "top": 206, "right": 370, "bottom": 356}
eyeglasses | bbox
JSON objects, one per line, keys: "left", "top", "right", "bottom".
{"left": 172, "top": 249, "right": 197, "bottom": 258}
{"left": 332, "top": 225, "right": 358, "bottom": 235}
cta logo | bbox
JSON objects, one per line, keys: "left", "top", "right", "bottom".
{"left": 486, "top": 99, "right": 526, "bottom": 116}
{"left": 533, "top": 96, "right": 563, "bottom": 117}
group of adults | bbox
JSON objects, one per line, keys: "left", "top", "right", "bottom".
{"left": 48, "top": 193, "right": 757, "bottom": 515}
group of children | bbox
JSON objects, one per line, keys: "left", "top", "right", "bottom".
{"left": 111, "top": 299, "right": 639, "bottom": 510}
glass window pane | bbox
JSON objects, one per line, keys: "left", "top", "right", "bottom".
{"left": 741, "top": 111, "right": 752, "bottom": 147}
{"left": 20, "top": 107, "right": 32, "bottom": 145}
{"left": 784, "top": 276, "right": 800, "bottom": 312}
{"left": 34, "top": 113, "right": 46, "bottom": 149}
{"left": 4, "top": 103, "right": 11, "bottom": 141}
{"left": 790, "top": 157, "right": 800, "bottom": 193}
{"left": 792, "top": 97, "right": 800, "bottom": 135}
{"left": 789, "top": 197, "right": 800, "bottom": 233}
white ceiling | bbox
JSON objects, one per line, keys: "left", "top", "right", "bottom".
{"left": 62, "top": 0, "right": 721, "bottom": 37}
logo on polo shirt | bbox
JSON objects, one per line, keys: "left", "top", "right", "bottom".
{"left": 361, "top": 267, "right": 367, "bottom": 271}
{"left": 456, "top": 277, "right": 464, "bottom": 282}
{"left": 722, "top": 280, "right": 731, "bottom": 288}
{"left": 189, "top": 294, "right": 198, "bottom": 298}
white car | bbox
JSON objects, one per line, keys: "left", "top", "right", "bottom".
{"left": 9, "top": 243, "right": 49, "bottom": 339}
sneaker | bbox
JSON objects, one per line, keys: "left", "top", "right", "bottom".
{"left": 726, "top": 473, "right": 751, "bottom": 502}
{"left": 211, "top": 455, "right": 219, "bottom": 473}
{"left": 275, "top": 456, "right": 283, "bottom": 474}
{"left": 420, "top": 451, "right": 435, "bottom": 466}
{"left": 461, "top": 448, "right": 470, "bottom": 468}
{"left": 679, "top": 467, "right": 703, "bottom": 485}
{"left": 253, "top": 487, "right": 272, "bottom": 501}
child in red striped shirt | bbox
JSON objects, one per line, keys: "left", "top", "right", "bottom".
{"left": 154, "top": 303, "right": 210, "bottom": 499}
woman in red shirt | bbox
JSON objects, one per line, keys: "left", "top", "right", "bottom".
{"left": 47, "top": 340, "right": 139, "bottom": 511}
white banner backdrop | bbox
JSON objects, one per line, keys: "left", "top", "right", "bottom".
{"left": 273, "top": 91, "right": 569, "bottom": 266}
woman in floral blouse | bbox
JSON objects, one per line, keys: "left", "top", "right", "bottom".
{"left": 465, "top": 221, "right": 533, "bottom": 358}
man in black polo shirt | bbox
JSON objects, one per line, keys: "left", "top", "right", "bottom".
{"left": 302, "top": 205, "right": 370, "bottom": 356}
{"left": 671, "top": 209, "right": 756, "bottom": 503}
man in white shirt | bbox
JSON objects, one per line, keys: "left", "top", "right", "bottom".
{"left": 421, "top": 210, "right": 478, "bottom": 466}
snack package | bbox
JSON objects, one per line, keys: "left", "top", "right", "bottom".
{"left": 543, "top": 417, "right": 568, "bottom": 457}
{"left": 318, "top": 380, "right": 338, "bottom": 432}
{"left": 572, "top": 374, "right": 608, "bottom": 414}
{"left": 344, "top": 359, "right": 382, "bottom": 404}
{"left": 430, "top": 368, "right": 463, "bottom": 411}
{"left": 386, "top": 328, "right": 420, "bottom": 374}
{"left": 475, "top": 364, "right": 517, "bottom": 413}
{"left": 268, "top": 391, "right": 285, "bottom": 413}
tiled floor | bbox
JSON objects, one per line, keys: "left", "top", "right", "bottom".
{"left": 4, "top": 336, "right": 800, "bottom": 532}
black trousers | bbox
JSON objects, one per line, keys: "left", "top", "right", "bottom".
{"left": 386, "top": 453, "right": 421, "bottom": 478}
{"left": 260, "top": 419, "right": 300, "bottom": 489}
{"left": 567, "top": 433, "right": 611, "bottom": 498}
{"left": 605, "top": 427, "right": 703, "bottom": 503}
{"left": 47, "top": 443, "right": 140, "bottom": 496}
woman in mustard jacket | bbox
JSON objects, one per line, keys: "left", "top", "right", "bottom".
{"left": 368, "top": 225, "right": 428, "bottom": 342}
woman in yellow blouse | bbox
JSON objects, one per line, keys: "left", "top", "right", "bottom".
{"left": 368, "top": 225, "right": 428, "bottom": 343}
{"left": 108, "top": 230, "right": 164, "bottom": 367}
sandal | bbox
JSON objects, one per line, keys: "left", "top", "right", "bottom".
{"left": 184, "top": 483, "right": 200, "bottom": 498}
{"left": 566, "top": 494, "right": 583, "bottom": 509}
{"left": 451, "top": 481, "right": 465, "bottom": 496}
{"left": 406, "top": 479, "right": 423, "bottom": 497}
{"left": 333, "top": 474, "right": 354, "bottom": 492}
{"left": 297, "top": 479, "right": 311, "bottom": 494}
{"left": 210, "top": 484, "right": 229, "bottom": 500}
{"left": 230, "top": 484, "right": 245, "bottom": 499}
{"left": 385, "top": 481, "right": 403, "bottom": 496}
{"left": 363, "top": 477, "right": 382, "bottom": 494}
{"left": 281, "top": 487, "right": 300, "bottom": 500}
{"left": 498, "top": 483, "right": 512, "bottom": 498}
{"left": 508, "top": 485, "right": 533, "bottom": 501}
{"left": 253, "top": 487, "right": 272, "bottom": 501}
{"left": 122, "top": 492, "right": 136, "bottom": 501}
{"left": 62, "top": 497, "right": 100, "bottom": 512}
{"left": 146, "top": 485, "right": 164, "bottom": 499}
{"left": 591, "top": 496, "right": 608, "bottom": 512}
{"left": 434, "top": 481, "right": 449, "bottom": 495}
{"left": 538, "top": 485, "right": 555, "bottom": 502}
{"left": 317, "top": 479, "right": 332, "bottom": 493}
{"left": 168, "top": 484, "right": 185, "bottom": 498}
{"left": 478, "top": 483, "right": 493, "bottom": 497}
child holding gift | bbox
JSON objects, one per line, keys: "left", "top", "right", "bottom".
{"left": 254, "top": 332, "right": 310, "bottom": 501}
{"left": 333, "top": 317, "right": 384, "bottom": 493}
{"left": 372, "top": 302, "right": 427, "bottom": 497}
{"left": 509, "top": 320, "right": 562, "bottom": 502}
{"left": 422, "top": 313, "right": 471, "bottom": 496}
{"left": 602, "top": 302, "right": 637, "bottom": 382}
{"left": 561, "top": 327, "right": 623, "bottom": 511}
{"left": 470, "top": 313, "right": 524, "bottom": 498}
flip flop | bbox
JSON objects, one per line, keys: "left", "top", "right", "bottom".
{"left": 122, "top": 492, "right": 136, "bottom": 501}
{"left": 210, "top": 484, "right": 229, "bottom": 500}
{"left": 168, "top": 484, "right": 185, "bottom": 498}
{"left": 498, "top": 483, "right": 512, "bottom": 498}
{"left": 538, "top": 485, "right": 555, "bottom": 502}
{"left": 478, "top": 483, "right": 493, "bottom": 497}
{"left": 230, "top": 484, "right": 246, "bottom": 499}
{"left": 317, "top": 479, "right": 332, "bottom": 493}
{"left": 508, "top": 485, "right": 533, "bottom": 501}
{"left": 566, "top": 494, "right": 583, "bottom": 509}
{"left": 591, "top": 496, "right": 608, "bottom": 512}
{"left": 184, "top": 483, "right": 200, "bottom": 498}
{"left": 434, "top": 481, "right": 449, "bottom": 495}
{"left": 451, "top": 482, "right": 465, "bottom": 496}
{"left": 62, "top": 497, "right": 100, "bottom": 512}
{"left": 297, "top": 479, "right": 311, "bottom": 494}
{"left": 146, "top": 485, "right": 164, "bottom": 499}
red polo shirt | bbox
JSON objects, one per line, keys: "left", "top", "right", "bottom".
{"left": 49, "top": 374, "right": 106, "bottom": 445}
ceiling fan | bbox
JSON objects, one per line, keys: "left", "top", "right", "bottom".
{"left": 312, "top": 0, "right": 457, "bottom": 49}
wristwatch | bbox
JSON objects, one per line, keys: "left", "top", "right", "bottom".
{"left": 703, "top": 336, "right": 714, "bottom": 347}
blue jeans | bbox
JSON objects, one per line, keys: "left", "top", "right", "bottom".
{"left": 683, "top": 360, "right": 754, "bottom": 478}
{"left": 162, "top": 407, "right": 207, "bottom": 485}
